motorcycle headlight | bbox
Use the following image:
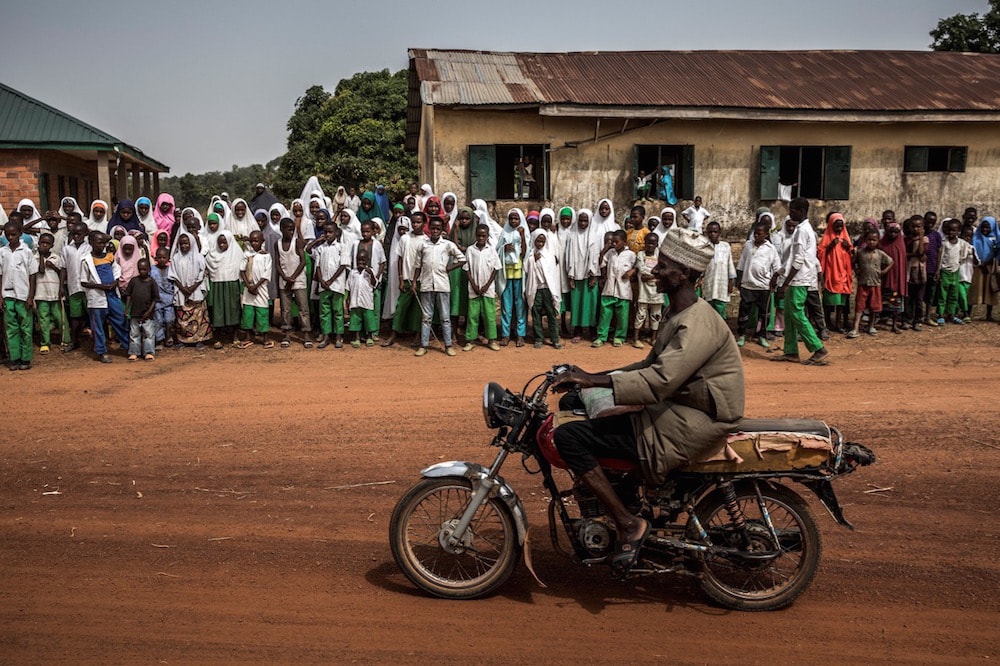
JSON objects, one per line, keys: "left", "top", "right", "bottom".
{"left": 483, "top": 382, "right": 516, "bottom": 429}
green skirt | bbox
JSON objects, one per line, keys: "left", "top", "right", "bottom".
{"left": 450, "top": 270, "right": 469, "bottom": 318}
{"left": 208, "top": 280, "right": 242, "bottom": 328}
{"left": 569, "top": 279, "right": 598, "bottom": 327}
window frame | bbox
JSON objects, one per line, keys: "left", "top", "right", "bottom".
{"left": 903, "top": 146, "right": 967, "bottom": 173}
{"left": 632, "top": 144, "right": 695, "bottom": 200}
{"left": 468, "top": 144, "right": 550, "bottom": 202}
{"left": 759, "top": 145, "right": 852, "bottom": 200}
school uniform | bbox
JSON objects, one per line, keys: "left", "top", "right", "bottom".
{"left": 347, "top": 268, "right": 377, "bottom": 335}
{"left": 681, "top": 205, "right": 710, "bottom": 233}
{"left": 937, "top": 239, "right": 974, "bottom": 319}
{"left": 416, "top": 236, "right": 465, "bottom": 348}
{"left": 63, "top": 240, "right": 90, "bottom": 321}
{"left": 0, "top": 243, "right": 39, "bottom": 363}
{"left": 81, "top": 251, "right": 129, "bottom": 356}
{"left": 349, "top": 238, "right": 387, "bottom": 329}
{"left": 34, "top": 251, "right": 66, "bottom": 349}
{"left": 464, "top": 244, "right": 502, "bottom": 341}
{"left": 240, "top": 251, "right": 272, "bottom": 333}
{"left": 312, "top": 240, "right": 350, "bottom": 336}
{"left": 596, "top": 247, "right": 636, "bottom": 343}
{"left": 735, "top": 240, "right": 781, "bottom": 337}
{"left": 782, "top": 219, "right": 823, "bottom": 355}
{"left": 633, "top": 250, "right": 663, "bottom": 334}
{"left": 524, "top": 234, "right": 562, "bottom": 345}
{"left": 958, "top": 240, "right": 976, "bottom": 316}
{"left": 701, "top": 240, "right": 737, "bottom": 319}
{"left": 391, "top": 232, "right": 426, "bottom": 333}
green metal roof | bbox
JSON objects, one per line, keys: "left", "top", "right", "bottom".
{"left": 0, "top": 82, "right": 169, "bottom": 172}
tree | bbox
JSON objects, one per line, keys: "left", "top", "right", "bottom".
{"left": 161, "top": 160, "right": 280, "bottom": 210}
{"left": 930, "top": 0, "right": 1000, "bottom": 52}
{"left": 274, "top": 70, "right": 417, "bottom": 201}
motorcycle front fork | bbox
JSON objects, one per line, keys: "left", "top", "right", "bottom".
{"left": 440, "top": 449, "right": 510, "bottom": 551}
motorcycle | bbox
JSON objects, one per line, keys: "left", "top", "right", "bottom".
{"left": 389, "top": 364, "right": 876, "bottom": 611}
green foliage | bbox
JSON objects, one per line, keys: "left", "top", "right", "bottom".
{"left": 161, "top": 159, "right": 280, "bottom": 210}
{"left": 930, "top": 0, "right": 1000, "bottom": 52}
{"left": 274, "top": 69, "right": 417, "bottom": 201}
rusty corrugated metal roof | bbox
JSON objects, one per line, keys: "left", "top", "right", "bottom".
{"left": 408, "top": 48, "right": 1000, "bottom": 112}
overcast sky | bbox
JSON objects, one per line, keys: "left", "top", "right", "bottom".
{"left": 0, "top": 0, "right": 987, "bottom": 175}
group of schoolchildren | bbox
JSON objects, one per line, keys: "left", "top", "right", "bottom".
{"left": 1, "top": 182, "right": 997, "bottom": 370}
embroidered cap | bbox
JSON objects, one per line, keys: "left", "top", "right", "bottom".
{"left": 661, "top": 227, "right": 714, "bottom": 272}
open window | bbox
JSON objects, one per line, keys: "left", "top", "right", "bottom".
{"left": 633, "top": 145, "right": 694, "bottom": 200}
{"left": 759, "top": 145, "right": 851, "bottom": 200}
{"left": 468, "top": 144, "right": 549, "bottom": 201}
{"left": 904, "top": 146, "right": 967, "bottom": 173}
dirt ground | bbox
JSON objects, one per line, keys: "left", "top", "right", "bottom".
{"left": 2, "top": 322, "right": 999, "bottom": 664}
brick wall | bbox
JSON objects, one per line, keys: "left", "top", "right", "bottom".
{"left": 0, "top": 150, "right": 41, "bottom": 212}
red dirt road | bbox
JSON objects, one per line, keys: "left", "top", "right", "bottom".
{"left": 2, "top": 325, "right": 999, "bottom": 663}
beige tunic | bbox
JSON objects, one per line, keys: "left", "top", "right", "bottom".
{"left": 611, "top": 298, "right": 746, "bottom": 484}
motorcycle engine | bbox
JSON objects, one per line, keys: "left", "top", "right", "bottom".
{"left": 577, "top": 519, "right": 613, "bottom": 557}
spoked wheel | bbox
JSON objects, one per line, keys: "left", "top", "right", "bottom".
{"left": 389, "top": 477, "right": 520, "bottom": 599}
{"left": 692, "top": 482, "right": 821, "bottom": 611}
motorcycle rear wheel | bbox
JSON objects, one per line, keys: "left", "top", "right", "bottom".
{"left": 692, "top": 482, "right": 821, "bottom": 611}
{"left": 390, "top": 477, "right": 521, "bottom": 599}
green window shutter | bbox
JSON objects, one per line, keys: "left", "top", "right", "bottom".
{"left": 468, "top": 145, "right": 496, "bottom": 201}
{"left": 680, "top": 144, "right": 695, "bottom": 200}
{"left": 759, "top": 146, "right": 779, "bottom": 199}
{"left": 904, "top": 146, "right": 928, "bottom": 172}
{"left": 823, "top": 146, "right": 851, "bottom": 200}
{"left": 949, "top": 147, "right": 967, "bottom": 172}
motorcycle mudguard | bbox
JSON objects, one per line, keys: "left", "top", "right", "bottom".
{"left": 800, "top": 478, "right": 854, "bottom": 531}
{"left": 420, "top": 461, "right": 529, "bottom": 546}
{"left": 421, "top": 461, "right": 546, "bottom": 588}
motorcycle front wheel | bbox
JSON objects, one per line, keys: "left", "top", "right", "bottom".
{"left": 389, "top": 477, "right": 521, "bottom": 599}
{"left": 692, "top": 482, "right": 821, "bottom": 611}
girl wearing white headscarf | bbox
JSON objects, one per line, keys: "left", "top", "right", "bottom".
{"left": 472, "top": 199, "right": 503, "bottom": 247}
{"left": 566, "top": 208, "right": 601, "bottom": 341}
{"left": 86, "top": 200, "right": 109, "bottom": 232}
{"left": 441, "top": 192, "right": 459, "bottom": 231}
{"left": 228, "top": 198, "right": 258, "bottom": 247}
{"left": 205, "top": 230, "right": 244, "bottom": 346}
{"left": 524, "top": 228, "right": 563, "bottom": 348}
{"left": 337, "top": 208, "right": 363, "bottom": 246}
{"left": 652, "top": 207, "right": 677, "bottom": 250}
{"left": 265, "top": 203, "right": 289, "bottom": 301}
{"left": 497, "top": 208, "right": 528, "bottom": 345}
{"left": 592, "top": 198, "right": 620, "bottom": 237}
{"left": 169, "top": 229, "right": 211, "bottom": 347}
{"left": 416, "top": 183, "right": 434, "bottom": 212}
{"left": 17, "top": 198, "right": 43, "bottom": 233}
{"left": 382, "top": 216, "right": 411, "bottom": 319}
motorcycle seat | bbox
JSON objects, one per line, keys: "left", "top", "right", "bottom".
{"left": 733, "top": 418, "right": 830, "bottom": 439}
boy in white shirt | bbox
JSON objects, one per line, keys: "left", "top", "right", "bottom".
{"left": 308, "top": 224, "right": 350, "bottom": 349}
{"left": 701, "top": 221, "right": 737, "bottom": 320}
{"left": 0, "top": 221, "right": 39, "bottom": 369}
{"left": 594, "top": 230, "right": 636, "bottom": 347}
{"left": 771, "top": 197, "right": 828, "bottom": 365}
{"left": 347, "top": 250, "right": 378, "bottom": 347}
{"left": 463, "top": 224, "right": 502, "bottom": 351}
{"left": 413, "top": 218, "right": 465, "bottom": 356}
{"left": 33, "top": 232, "right": 66, "bottom": 354}
{"left": 632, "top": 232, "right": 662, "bottom": 349}
{"left": 80, "top": 231, "right": 128, "bottom": 363}
{"left": 736, "top": 220, "right": 782, "bottom": 348}
{"left": 62, "top": 219, "right": 90, "bottom": 352}
{"left": 682, "top": 196, "right": 711, "bottom": 233}
{"left": 238, "top": 230, "right": 273, "bottom": 349}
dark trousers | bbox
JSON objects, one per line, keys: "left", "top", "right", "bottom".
{"left": 906, "top": 283, "right": 926, "bottom": 324}
{"left": 924, "top": 273, "right": 939, "bottom": 317}
{"left": 552, "top": 392, "right": 638, "bottom": 476}
{"left": 805, "top": 289, "right": 826, "bottom": 337}
{"left": 737, "top": 288, "right": 770, "bottom": 336}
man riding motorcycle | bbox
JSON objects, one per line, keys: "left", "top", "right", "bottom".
{"left": 553, "top": 227, "right": 746, "bottom": 572}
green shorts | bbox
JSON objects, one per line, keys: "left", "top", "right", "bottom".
{"left": 241, "top": 305, "right": 270, "bottom": 333}
{"left": 68, "top": 292, "right": 87, "bottom": 319}
{"left": 822, "top": 292, "right": 848, "bottom": 306}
